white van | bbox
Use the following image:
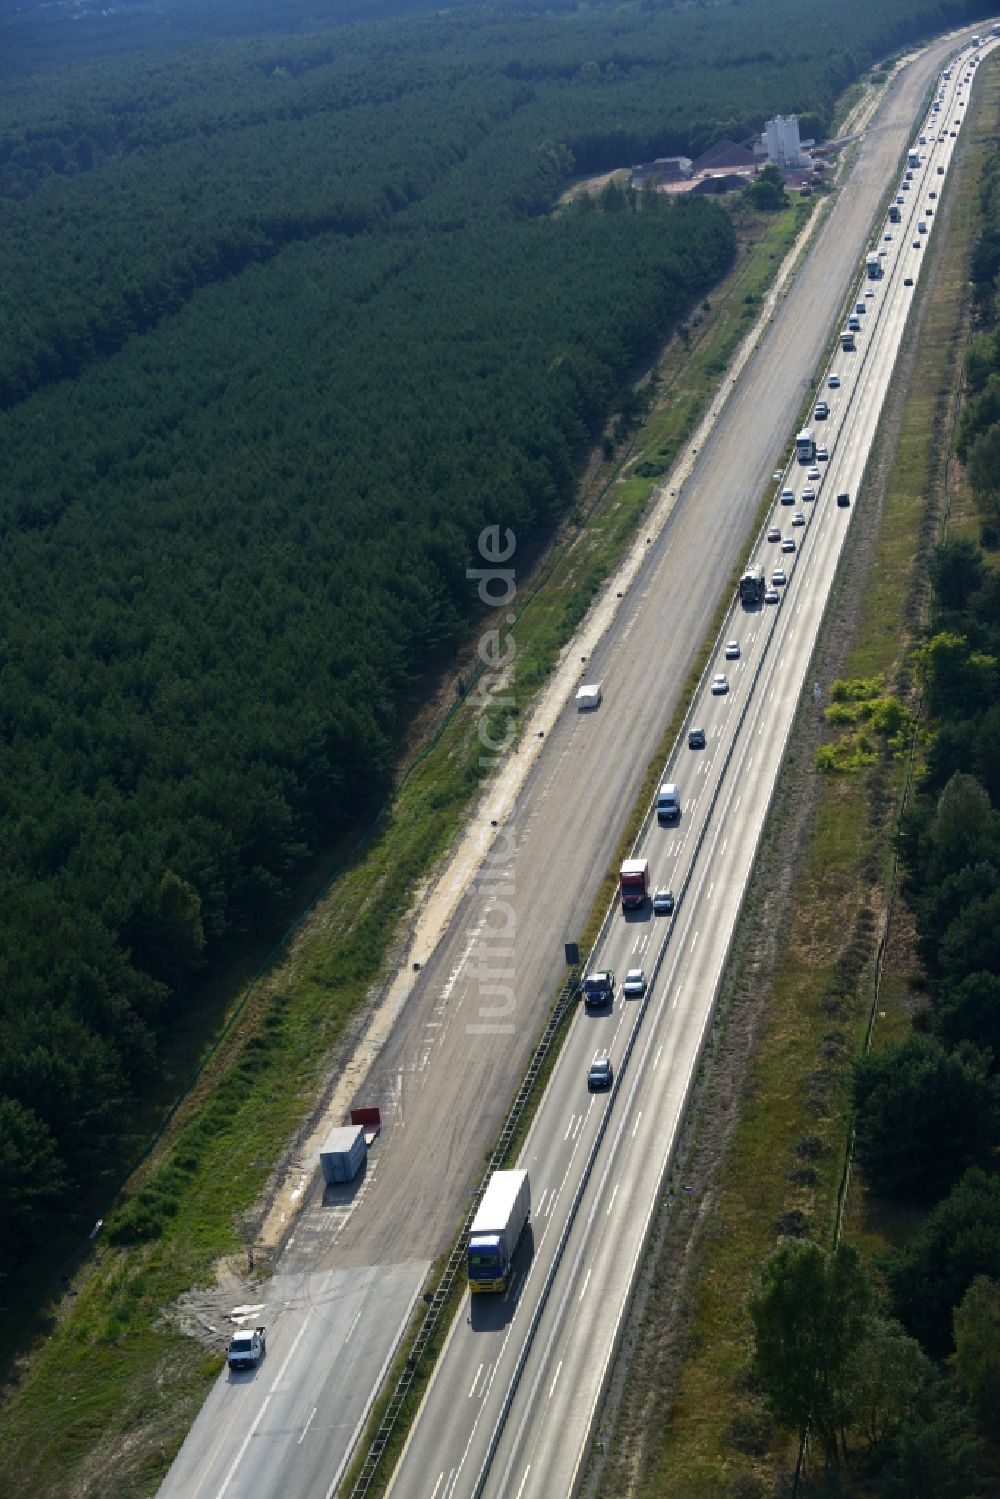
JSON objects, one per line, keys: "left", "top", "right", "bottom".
{"left": 657, "top": 783, "right": 680, "bottom": 822}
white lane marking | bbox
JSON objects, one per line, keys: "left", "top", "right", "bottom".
{"left": 430, "top": 1475, "right": 445, "bottom": 1499}
{"left": 563, "top": 1116, "right": 577, "bottom": 1143}
{"left": 631, "top": 1109, "right": 643, "bottom": 1140}
{"left": 579, "top": 1266, "right": 593, "bottom": 1302}
{"left": 514, "top": 1466, "right": 532, "bottom": 1499}
{"left": 469, "top": 1363, "right": 484, "bottom": 1399}
{"left": 215, "top": 1317, "right": 311, "bottom": 1498}
{"left": 654, "top": 1043, "right": 663, "bottom": 1069}
{"left": 691, "top": 930, "right": 699, "bottom": 949}
{"left": 548, "top": 1361, "right": 563, "bottom": 1401}
{"left": 343, "top": 1307, "right": 364, "bottom": 1346}
{"left": 298, "top": 1406, "right": 318, "bottom": 1445}
{"left": 606, "top": 1182, "right": 620, "bottom": 1217}
{"left": 707, "top": 882, "right": 715, "bottom": 902}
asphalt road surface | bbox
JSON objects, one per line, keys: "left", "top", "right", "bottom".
{"left": 156, "top": 28, "right": 979, "bottom": 1499}
{"left": 388, "top": 40, "right": 985, "bottom": 1499}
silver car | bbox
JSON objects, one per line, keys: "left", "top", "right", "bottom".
{"left": 622, "top": 968, "right": 647, "bottom": 998}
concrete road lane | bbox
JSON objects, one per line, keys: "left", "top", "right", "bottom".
{"left": 157, "top": 1263, "right": 427, "bottom": 1499}
{"left": 157, "top": 29, "right": 973, "bottom": 1499}
{"left": 387, "top": 35, "right": 983, "bottom": 1499}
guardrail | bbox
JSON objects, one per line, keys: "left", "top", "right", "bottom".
{"left": 354, "top": 57, "right": 972, "bottom": 1492}
{"left": 468, "top": 58, "right": 977, "bottom": 1487}
{"left": 348, "top": 963, "right": 580, "bottom": 1498}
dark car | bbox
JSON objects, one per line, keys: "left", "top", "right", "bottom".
{"left": 688, "top": 726, "right": 706, "bottom": 749}
{"left": 837, "top": 491, "right": 851, "bottom": 508}
{"left": 904, "top": 276, "right": 914, "bottom": 286}
{"left": 587, "top": 1054, "right": 614, "bottom": 1091}
{"left": 583, "top": 969, "right": 615, "bottom": 1008}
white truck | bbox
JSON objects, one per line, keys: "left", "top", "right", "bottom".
{"left": 907, "top": 148, "right": 921, "bottom": 168}
{"left": 467, "top": 1169, "right": 530, "bottom": 1292}
{"left": 866, "top": 253, "right": 882, "bottom": 279}
{"left": 227, "top": 1326, "right": 266, "bottom": 1371}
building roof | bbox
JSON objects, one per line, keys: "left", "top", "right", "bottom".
{"left": 691, "top": 138, "right": 755, "bottom": 174}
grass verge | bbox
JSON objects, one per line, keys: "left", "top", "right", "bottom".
{"left": 602, "top": 55, "right": 992, "bottom": 1499}
{"left": 0, "top": 199, "right": 814, "bottom": 1499}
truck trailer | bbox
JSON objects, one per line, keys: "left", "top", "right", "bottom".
{"left": 795, "top": 427, "right": 815, "bottom": 462}
{"left": 467, "top": 1169, "right": 530, "bottom": 1292}
{"left": 866, "top": 253, "right": 882, "bottom": 279}
{"left": 907, "top": 148, "right": 921, "bottom": 168}
{"left": 619, "top": 858, "right": 649, "bottom": 910}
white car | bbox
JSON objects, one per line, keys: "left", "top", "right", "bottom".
{"left": 828, "top": 373, "right": 841, "bottom": 388}
{"left": 816, "top": 445, "right": 829, "bottom": 461}
{"left": 653, "top": 886, "right": 675, "bottom": 914}
{"left": 780, "top": 487, "right": 795, "bottom": 505}
{"left": 724, "top": 640, "right": 741, "bottom": 660}
{"left": 884, "top": 231, "right": 893, "bottom": 241}
{"left": 792, "top": 510, "right": 805, "bottom": 527}
{"left": 807, "top": 466, "right": 820, "bottom": 480}
{"left": 802, "top": 485, "right": 817, "bottom": 502}
{"left": 771, "top": 567, "right": 787, "bottom": 586}
{"left": 781, "top": 537, "right": 796, "bottom": 553}
{"left": 711, "top": 673, "right": 729, "bottom": 695}
{"left": 767, "top": 524, "right": 782, "bottom": 542}
{"left": 764, "top": 587, "right": 780, "bottom": 604}
{"left": 622, "top": 968, "right": 647, "bottom": 998}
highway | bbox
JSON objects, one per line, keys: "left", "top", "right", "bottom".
{"left": 154, "top": 28, "right": 983, "bottom": 1499}
{"left": 387, "top": 38, "right": 987, "bottom": 1499}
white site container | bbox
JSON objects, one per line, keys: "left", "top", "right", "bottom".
{"left": 320, "top": 1124, "right": 367, "bottom": 1184}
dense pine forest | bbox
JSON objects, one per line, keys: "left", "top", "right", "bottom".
{"left": 0, "top": 0, "right": 995, "bottom": 1293}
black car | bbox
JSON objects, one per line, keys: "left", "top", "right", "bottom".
{"left": 587, "top": 1055, "right": 614, "bottom": 1091}
{"left": 837, "top": 491, "right": 851, "bottom": 508}
{"left": 582, "top": 969, "right": 615, "bottom": 1008}
{"left": 688, "top": 726, "right": 706, "bottom": 749}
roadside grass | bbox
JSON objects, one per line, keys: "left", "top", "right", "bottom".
{"left": 337, "top": 209, "right": 807, "bottom": 1499}
{"left": 628, "top": 59, "right": 989, "bottom": 1499}
{"left": 0, "top": 200, "right": 811, "bottom": 1499}
{"left": 841, "top": 58, "right": 998, "bottom": 1265}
